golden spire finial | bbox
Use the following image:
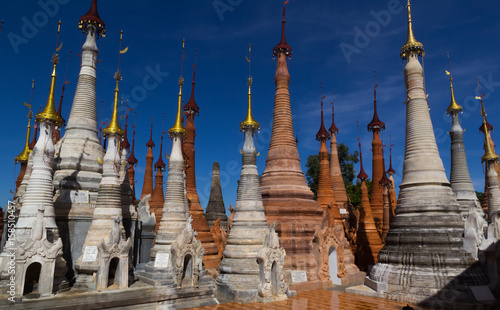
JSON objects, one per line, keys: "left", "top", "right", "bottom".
{"left": 169, "top": 39, "right": 187, "bottom": 136}
{"left": 240, "top": 44, "right": 260, "bottom": 131}
{"left": 15, "top": 80, "right": 35, "bottom": 163}
{"left": 36, "top": 21, "right": 63, "bottom": 126}
{"left": 445, "top": 53, "right": 462, "bottom": 114}
{"left": 400, "top": 0, "right": 424, "bottom": 59}
{"left": 481, "top": 112, "right": 498, "bottom": 162}
{"left": 104, "top": 30, "right": 126, "bottom": 136}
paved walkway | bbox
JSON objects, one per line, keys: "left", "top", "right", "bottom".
{"left": 190, "top": 289, "right": 420, "bottom": 310}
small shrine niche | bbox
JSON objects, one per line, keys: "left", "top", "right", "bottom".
{"left": 257, "top": 222, "right": 289, "bottom": 302}
{"left": 170, "top": 216, "right": 205, "bottom": 288}
{"left": 96, "top": 216, "right": 132, "bottom": 291}
{"left": 15, "top": 207, "right": 67, "bottom": 299}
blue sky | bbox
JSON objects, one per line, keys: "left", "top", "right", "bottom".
{"left": 1, "top": 0, "right": 500, "bottom": 212}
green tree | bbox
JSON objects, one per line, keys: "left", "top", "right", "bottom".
{"left": 305, "top": 143, "right": 360, "bottom": 200}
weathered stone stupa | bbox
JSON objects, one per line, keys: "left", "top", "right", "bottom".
{"left": 366, "top": 1, "right": 488, "bottom": 303}
{"left": 216, "top": 57, "right": 270, "bottom": 303}
{"left": 206, "top": 162, "right": 228, "bottom": 229}
{"left": 74, "top": 43, "right": 128, "bottom": 287}
{"left": 1, "top": 30, "right": 68, "bottom": 290}
{"left": 367, "top": 79, "right": 385, "bottom": 227}
{"left": 182, "top": 55, "right": 220, "bottom": 270}
{"left": 147, "top": 41, "right": 190, "bottom": 262}
{"left": 52, "top": 0, "right": 106, "bottom": 268}
{"left": 259, "top": 3, "right": 324, "bottom": 286}
{"left": 446, "top": 66, "right": 481, "bottom": 218}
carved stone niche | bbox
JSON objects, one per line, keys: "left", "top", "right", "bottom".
{"left": 257, "top": 222, "right": 289, "bottom": 303}
{"left": 170, "top": 216, "right": 205, "bottom": 288}
{"left": 312, "top": 204, "right": 365, "bottom": 285}
{"left": 15, "top": 207, "right": 68, "bottom": 299}
{"left": 96, "top": 216, "right": 132, "bottom": 292}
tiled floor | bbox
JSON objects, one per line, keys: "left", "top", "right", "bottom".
{"left": 190, "top": 289, "right": 419, "bottom": 310}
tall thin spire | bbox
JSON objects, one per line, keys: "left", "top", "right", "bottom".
{"left": 481, "top": 110, "right": 499, "bottom": 163}
{"left": 184, "top": 49, "right": 199, "bottom": 113}
{"left": 169, "top": 39, "right": 187, "bottom": 136}
{"left": 316, "top": 83, "right": 329, "bottom": 140}
{"left": 57, "top": 50, "right": 71, "bottom": 126}
{"left": 154, "top": 116, "right": 166, "bottom": 170}
{"left": 387, "top": 136, "right": 396, "bottom": 175}
{"left": 36, "top": 21, "right": 63, "bottom": 127}
{"left": 273, "top": 0, "right": 292, "bottom": 58}
{"left": 103, "top": 30, "right": 126, "bottom": 137}
{"left": 121, "top": 100, "right": 131, "bottom": 150}
{"left": 357, "top": 125, "right": 368, "bottom": 180}
{"left": 127, "top": 112, "right": 138, "bottom": 164}
{"left": 400, "top": 0, "right": 424, "bottom": 59}
{"left": 141, "top": 116, "right": 155, "bottom": 200}
{"left": 15, "top": 81, "right": 34, "bottom": 164}
{"left": 328, "top": 90, "right": 338, "bottom": 134}
{"left": 445, "top": 53, "right": 462, "bottom": 114}
{"left": 241, "top": 44, "right": 259, "bottom": 131}
{"left": 367, "top": 71, "right": 385, "bottom": 131}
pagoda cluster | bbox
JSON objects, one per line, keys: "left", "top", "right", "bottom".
{"left": 1, "top": 0, "right": 500, "bottom": 308}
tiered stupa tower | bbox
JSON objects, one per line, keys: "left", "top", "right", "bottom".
{"left": 367, "top": 1, "right": 488, "bottom": 302}
{"left": 182, "top": 52, "right": 219, "bottom": 270}
{"left": 355, "top": 138, "right": 382, "bottom": 271}
{"left": 479, "top": 94, "right": 500, "bottom": 221}
{"left": 149, "top": 40, "right": 191, "bottom": 259}
{"left": 446, "top": 63, "right": 481, "bottom": 217}
{"left": 259, "top": 3, "right": 324, "bottom": 284}
{"left": 379, "top": 150, "right": 391, "bottom": 243}
{"left": 206, "top": 162, "right": 228, "bottom": 229}
{"left": 150, "top": 131, "right": 166, "bottom": 233}
{"left": 141, "top": 119, "right": 155, "bottom": 200}
{"left": 0, "top": 23, "right": 65, "bottom": 268}
{"left": 52, "top": 0, "right": 106, "bottom": 268}
{"left": 127, "top": 112, "right": 138, "bottom": 204}
{"left": 367, "top": 78, "right": 385, "bottom": 226}
{"left": 75, "top": 37, "right": 127, "bottom": 284}
{"left": 315, "top": 88, "right": 339, "bottom": 218}
{"left": 329, "top": 94, "right": 349, "bottom": 211}
{"left": 478, "top": 83, "right": 500, "bottom": 216}
{"left": 53, "top": 50, "right": 71, "bottom": 145}
{"left": 0, "top": 24, "right": 68, "bottom": 288}
{"left": 216, "top": 52, "right": 270, "bottom": 303}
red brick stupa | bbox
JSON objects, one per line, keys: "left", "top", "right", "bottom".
{"left": 355, "top": 136, "right": 383, "bottom": 271}
{"left": 367, "top": 77, "right": 385, "bottom": 227}
{"left": 141, "top": 119, "right": 155, "bottom": 200}
{"left": 182, "top": 52, "right": 220, "bottom": 270}
{"left": 328, "top": 93, "right": 349, "bottom": 212}
{"left": 260, "top": 2, "right": 324, "bottom": 288}
{"left": 127, "top": 112, "right": 138, "bottom": 204}
{"left": 315, "top": 87, "right": 339, "bottom": 219}
{"left": 150, "top": 128, "right": 166, "bottom": 234}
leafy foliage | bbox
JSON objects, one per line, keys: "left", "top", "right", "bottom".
{"left": 305, "top": 143, "right": 363, "bottom": 204}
